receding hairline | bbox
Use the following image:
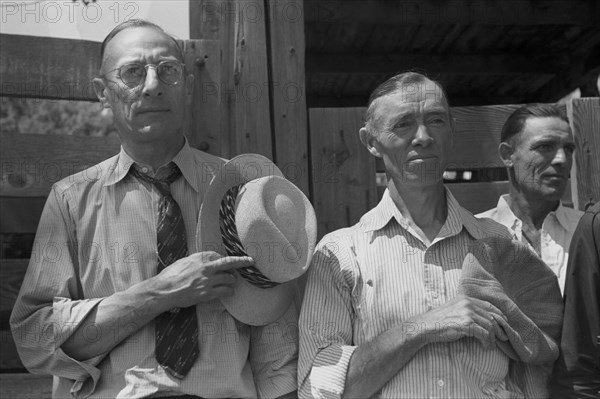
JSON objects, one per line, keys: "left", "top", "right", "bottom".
{"left": 364, "top": 78, "right": 451, "bottom": 133}
{"left": 99, "top": 21, "right": 184, "bottom": 73}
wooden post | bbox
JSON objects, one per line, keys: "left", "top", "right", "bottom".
{"left": 190, "top": 0, "right": 309, "bottom": 195}
{"left": 181, "top": 39, "right": 222, "bottom": 155}
{"left": 190, "top": 0, "right": 235, "bottom": 158}
{"left": 190, "top": 0, "right": 274, "bottom": 159}
{"left": 265, "top": 0, "right": 309, "bottom": 194}
{"left": 568, "top": 97, "right": 600, "bottom": 210}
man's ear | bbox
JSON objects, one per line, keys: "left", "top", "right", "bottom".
{"left": 359, "top": 127, "right": 382, "bottom": 158}
{"left": 498, "top": 141, "right": 514, "bottom": 167}
{"left": 93, "top": 78, "right": 111, "bottom": 109}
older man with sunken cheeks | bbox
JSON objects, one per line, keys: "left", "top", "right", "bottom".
{"left": 361, "top": 76, "right": 454, "bottom": 243}
{"left": 296, "top": 73, "right": 555, "bottom": 399}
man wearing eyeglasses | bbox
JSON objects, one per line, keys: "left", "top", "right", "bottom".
{"left": 10, "top": 19, "right": 298, "bottom": 399}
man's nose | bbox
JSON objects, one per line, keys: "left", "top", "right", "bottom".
{"left": 141, "top": 66, "right": 163, "bottom": 97}
{"left": 552, "top": 147, "right": 570, "bottom": 165}
{"left": 412, "top": 124, "right": 433, "bottom": 147}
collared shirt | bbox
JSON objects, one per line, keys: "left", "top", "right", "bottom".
{"left": 10, "top": 142, "right": 298, "bottom": 399}
{"left": 477, "top": 194, "right": 583, "bottom": 294}
{"left": 298, "top": 188, "right": 543, "bottom": 399}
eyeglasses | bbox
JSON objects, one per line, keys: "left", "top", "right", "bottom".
{"left": 103, "top": 61, "right": 185, "bottom": 87}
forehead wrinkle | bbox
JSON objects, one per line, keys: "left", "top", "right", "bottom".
{"left": 101, "top": 27, "right": 182, "bottom": 73}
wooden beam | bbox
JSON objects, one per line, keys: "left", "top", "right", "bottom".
{"left": 265, "top": 0, "right": 310, "bottom": 194}
{"left": 0, "top": 34, "right": 100, "bottom": 101}
{"left": 0, "top": 198, "right": 46, "bottom": 234}
{"left": 0, "top": 373, "right": 52, "bottom": 398}
{"left": 307, "top": 53, "right": 559, "bottom": 75}
{"left": 532, "top": 64, "right": 600, "bottom": 102}
{"left": 0, "top": 133, "right": 120, "bottom": 197}
{"left": 304, "top": 0, "right": 600, "bottom": 25}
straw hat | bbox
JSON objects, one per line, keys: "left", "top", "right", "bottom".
{"left": 199, "top": 154, "right": 317, "bottom": 325}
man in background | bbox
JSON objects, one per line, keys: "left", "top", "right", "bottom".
{"left": 478, "top": 104, "right": 583, "bottom": 293}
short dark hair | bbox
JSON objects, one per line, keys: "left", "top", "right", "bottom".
{"left": 364, "top": 72, "right": 450, "bottom": 133}
{"left": 500, "top": 104, "right": 569, "bottom": 143}
{"left": 100, "top": 19, "right": 184, "bottom": 68}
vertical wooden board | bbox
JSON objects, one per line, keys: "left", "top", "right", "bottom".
{"left": 309, "top": 108, "right": 377, "bottom": 239}
{"left": 182, "top": 40, "right": 222, "bottom": 156}
{"left": 232, "top": 0, "right": 274, "bottom": 158}
{"left": 266, "top": 0, "right": 310, "bottom": 195}
{"left": 568, "top": 97, "right": 600, "bottom": 210}
{"left": 190, "top": 0, "right": 235, "bottom": 159}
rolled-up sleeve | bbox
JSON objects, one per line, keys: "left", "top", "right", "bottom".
{"left": 10, "top": 184, "right": 106, "bottom": 398}
{"left": 249, "top": 292, "right": 300, "bottom": 398}
{"left": 298, "top": 238, "right": 358, "bottom": 399}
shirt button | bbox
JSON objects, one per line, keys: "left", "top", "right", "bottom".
{"left": 432, "top": 292, "right": 439, "bottom": 299}
{"left": 141, "top": 167, "right": 149, "bottom": 173}
{"left": 437, "top": 379, "right": 445, "bottom": 388}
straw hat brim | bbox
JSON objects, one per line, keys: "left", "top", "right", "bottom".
{"left": 199, "top": 154, "right": 301, "bottom": 326}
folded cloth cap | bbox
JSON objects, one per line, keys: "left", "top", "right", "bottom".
{"left": 199, "top": 154, "right": 317, "bottom": 326}
{"left": 458, "top": 237, "right": 563, "bottom": 364}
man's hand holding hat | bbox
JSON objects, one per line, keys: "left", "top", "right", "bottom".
{"left": 151, "top": 251, "right": 254, "bottom": 309}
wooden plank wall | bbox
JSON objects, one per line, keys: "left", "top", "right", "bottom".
{"left": 307, "top": 101, "right": 597, "bottom": 239}
{"left": 190, "top": 0, "right": 310, "bottom": 193}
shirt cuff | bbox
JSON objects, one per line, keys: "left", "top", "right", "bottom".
{"left": 309, "top": 345, "right": 357, "bottom": 399}
{"left": 54, "top": 297, "right": 106, "bottom": 398}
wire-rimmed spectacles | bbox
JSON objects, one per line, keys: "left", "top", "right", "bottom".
{"left": 103, "top": 61, "right": 185, "bottom": 87}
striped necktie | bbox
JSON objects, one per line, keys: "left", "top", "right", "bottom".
{"left": 130, "top": 163, "right": 199, "bottom": 379}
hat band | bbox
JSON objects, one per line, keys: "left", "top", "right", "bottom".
{"left": 219, "top": 184, "right": 280, "bottom": 289}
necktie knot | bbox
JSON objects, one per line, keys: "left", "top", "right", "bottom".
{"left": 131, "top": 163, "right": 182, "bottom": 196}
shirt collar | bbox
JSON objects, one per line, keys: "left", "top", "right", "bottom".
{"left": 361, "top": 186, "right": 488, "bottom": 240}
{"left": 494, "top": 194, "right": 570, "bottom": 232}
{"left": 493, "top": 194, "right": 521, "bottom": 231}
{"left": 103, "top": 138, "right": 200, "bottom": 192}
{"left": 549, "top": 202, "right": 571, "bottom": 231}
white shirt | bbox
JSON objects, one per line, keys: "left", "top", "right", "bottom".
{"left": 10, "top": 143, "right": 298, "bottom": 399}
{"left": 477, "top": 194, "right": 583, "bottom": 294}
{"left": 299, "top": 189, "right": 550, "bottom": 398}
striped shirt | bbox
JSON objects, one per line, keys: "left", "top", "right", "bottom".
{"left": 10, "top": 142, "right": 298, "bottom": 399}
{"left": 477, "top": 194, "right": 583, "bottom": 294}
{"left": 298, "top": 188, "right": 541, "bottom": 398}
